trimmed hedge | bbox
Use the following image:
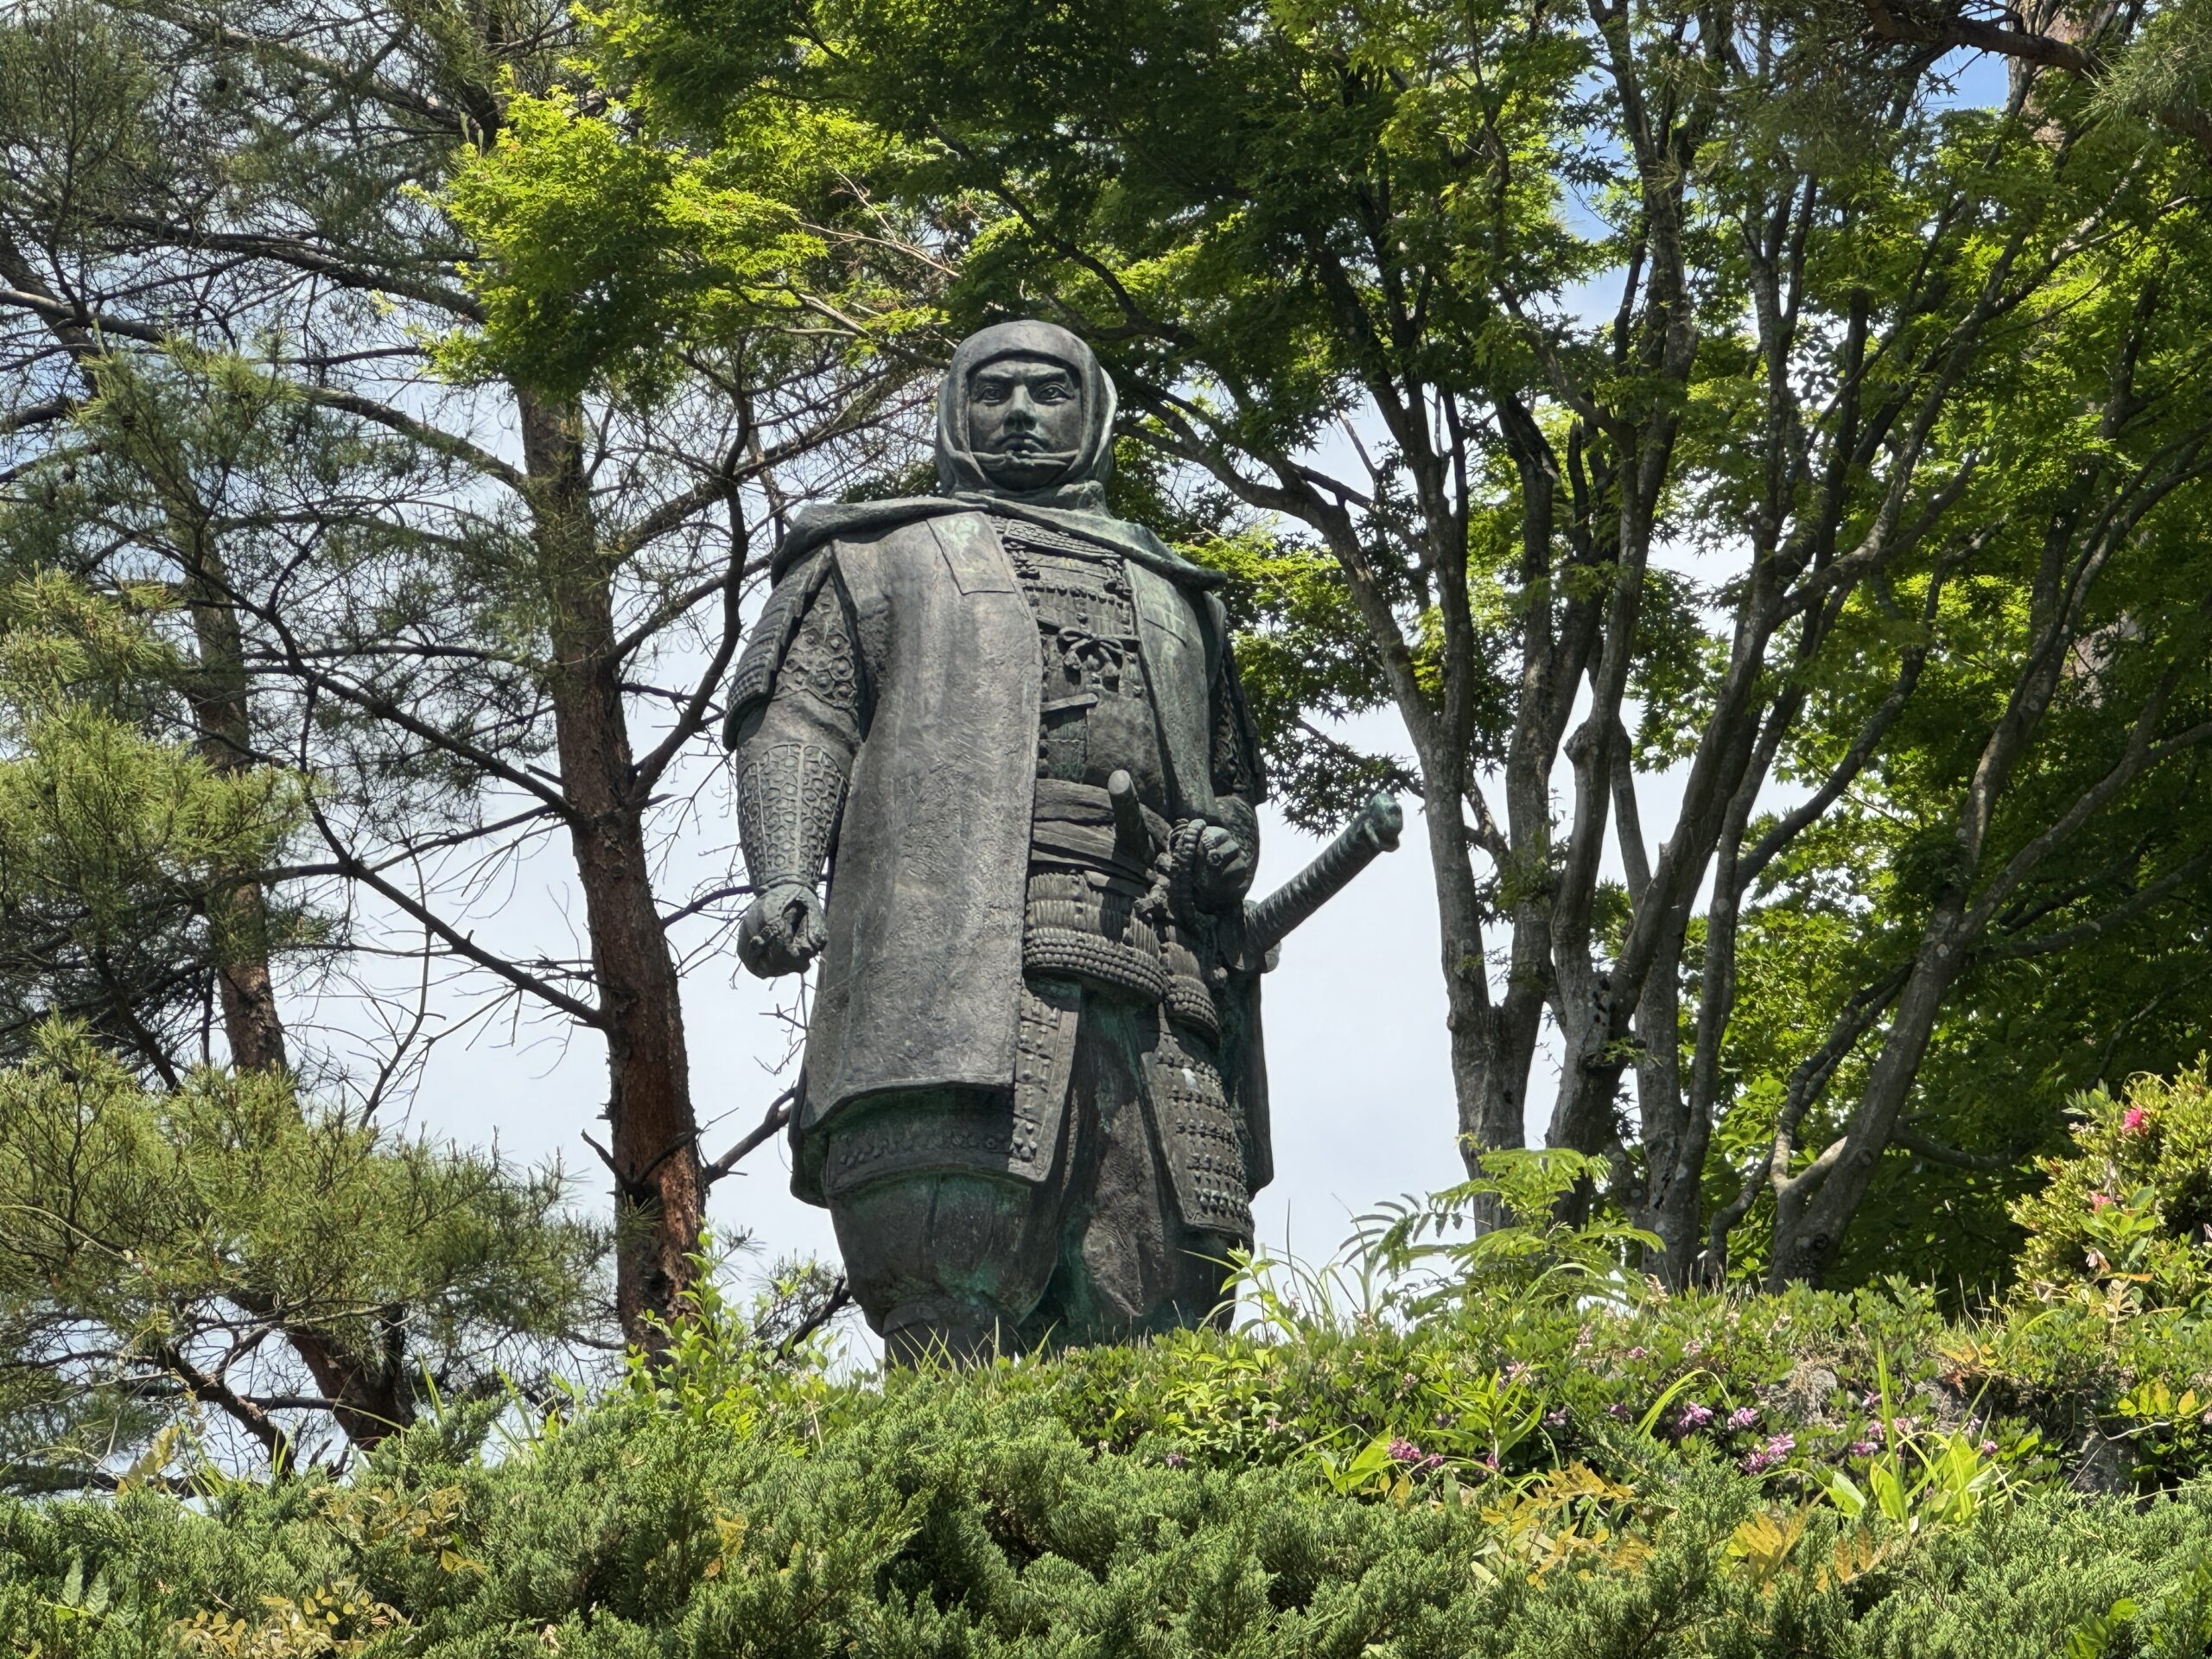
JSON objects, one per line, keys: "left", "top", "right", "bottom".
{"left": 3, "top": 1329, "right": 2209, "bottom": 1659}
{"left": 11, "top": 1087, "right": 2212, "bottom": 1659}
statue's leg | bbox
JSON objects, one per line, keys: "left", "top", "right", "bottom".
{"left": 817, "top": 1085, "right": 1068, "bottom": 1365}
{"left": 1027, "top": 997, "right": 1243, "bottom": 1347}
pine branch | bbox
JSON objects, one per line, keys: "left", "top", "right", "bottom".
{"left": 107, "top": 0, "right": 475, "bottom": 136}
{"left": 52, "top": 207, "right": 483, "bottom": 321}
{"left": 1860, "top": 1, "right": 2212, "bottom": 159}
{"left": 152, "top": 1341, "right": 295, "bottom": 1469}
{"left": 311, "top": 810, "right": 607, "bottom": 1028}
{"left": 774, "top": 1276, "right": 849, "bottom": 1359}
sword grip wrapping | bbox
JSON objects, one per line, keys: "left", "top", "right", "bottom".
{"left": 1237, "top": 791, "right": 1403, "bottom": 966}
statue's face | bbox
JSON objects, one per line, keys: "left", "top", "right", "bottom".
{"left": 965, "top": 353, "right": 1083, "bottom": 491}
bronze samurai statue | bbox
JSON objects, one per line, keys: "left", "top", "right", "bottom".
{"left": 727, "top": 321, "right": 1397, "bottom": 1361}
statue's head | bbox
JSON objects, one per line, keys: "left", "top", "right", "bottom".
{"left": 936, "top": 321, "right": 1116, "bottom": 505}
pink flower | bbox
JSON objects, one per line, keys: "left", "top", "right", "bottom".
{"left": 1726, "top": 1407, "right": 1760, "bottom": 1433}
{"left": 2121, "top": 1107, "right": 2148, "bottom": 1134}
{"left": 1164, "top": 1451, "right": 1185, "bottom": 1468}
{"left": 2091, "top": 1192, "right": 2115, "bottom": 1211}
{"left": 1741, "top": 1433, "right": 1797, "bottom": 1474}
{"left": 1673, "top": 1402, "right": 1715, "bottom": 1436}
{"left": 1980, "top": 1440, "right": 1999, "bottom": 1456}
{"left": 1626, "top": 1346, "right": 1648, "bottom": 1361}
{"left": 1387, "top": 1438, "right": 1443, "bottom": 1475}
{"left": 1848, "top": 1440, "right": 1879, "bottom": 1457}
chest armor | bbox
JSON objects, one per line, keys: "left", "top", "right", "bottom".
{"left": 999, "top": 516, "right": 1170, "bottom": 817}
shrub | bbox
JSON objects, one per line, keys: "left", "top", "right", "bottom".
{"left": 2012, "top": 1062, "right": 2212, "bottom": 1310}
{"left": 7, "top": 1149, "right": 2212, "bottom": 1656}
{"left": 2, "top": 1357, "right": 2209, "bottom": 1659}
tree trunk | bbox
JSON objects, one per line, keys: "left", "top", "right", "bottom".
{"left": 1631, "top": 932, "right": 1705, "bottom": 1284}
{"left": 1414, "top": 769, "right": 1521, "bottom": 1169}
{"left": 1768, "top": 915, "right": 1963, "bottom": 1286}
{"left": 176, "top": 526, "right": 290, "bottom": 1074}
{"left": 517, "top": 389, "right": 702, "bottom": 1348}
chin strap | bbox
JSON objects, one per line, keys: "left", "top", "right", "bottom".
{"left": 735, "top": 741, "right": 849, "bottom": 893}
{"left": 960, "top": 477, "right": 1106, "bottom": 510}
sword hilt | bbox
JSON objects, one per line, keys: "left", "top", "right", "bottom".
{"left": 1229, "top": 791, "right": 1402, "bottom": 971}
{"left": 1107, "top": 769, "right": 1149, "bottom": 866}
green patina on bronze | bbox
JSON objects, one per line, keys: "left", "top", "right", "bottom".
{"left": 726, "top": 321, "right": 1396, "bottom": 1363}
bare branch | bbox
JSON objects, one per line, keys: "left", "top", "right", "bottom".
{"left": 313, "top": 817, "right": 607, "bottom": 1027}
{"left": 702, "top": 1087, "right": 798, "bottom": 1186}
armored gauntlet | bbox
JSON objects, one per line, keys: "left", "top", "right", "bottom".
{"left": 736, "top": 741, "right": 848, "bottom": 893}
{"left": 734, "top": 742, "right": 848, "bottom": 977}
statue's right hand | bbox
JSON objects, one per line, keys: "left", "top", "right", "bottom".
{"left": 737, "top": 882, "right": 827, "bottom": 978}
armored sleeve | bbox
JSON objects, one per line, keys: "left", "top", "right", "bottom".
{"left": 727, "top": 554, "right": 865, "bottom": 894}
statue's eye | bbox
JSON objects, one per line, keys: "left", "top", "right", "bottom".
{"left": 976, "top": 382, "right": 1011, "bottom": 404}
{"left": 1035, "top": 381, "right": 1073, "bottom": 403}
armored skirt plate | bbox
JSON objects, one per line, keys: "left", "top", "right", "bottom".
{"left": 817, "top": 977, "right": 1251, "bottom": 1241}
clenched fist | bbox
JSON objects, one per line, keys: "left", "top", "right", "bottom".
{"left": 1190, "top": 822, "right": 1257, "bottom": 912}
{"left": 738, "top": 882, "right": 828, "bottom": 978}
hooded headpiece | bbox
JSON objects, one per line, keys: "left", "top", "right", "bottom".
{"left": 770, "top": 320, "right": 1217, "bottom": 588}
{"left": 934, "top": 320, "right": 1116, "bottom": 511}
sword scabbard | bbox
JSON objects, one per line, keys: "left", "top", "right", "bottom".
{"left": 1227, "top": 791, "right": 1403, "bottom": 971}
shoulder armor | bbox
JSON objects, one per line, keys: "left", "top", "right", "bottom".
{"left": 723, "top": 550, "right": 833, "bottom": 749}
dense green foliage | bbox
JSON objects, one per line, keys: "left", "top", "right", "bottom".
{"left": 0, "top": 566, "right": 612, "bottom": 1484}
{"left": 7, "top": 4, "right": 2211, "bottom": 1648}
{"left": 8, "top": 0, "right": 2212, "bottom": 1565}
{"left": 528, "top": 0, "right": 2212, "bottom": 1293}
{"left": 4, "top": 1239, "right": 2211, "bottom": 1658}
{"left": 5, "top": 1122, "right": 2212, "bottom": 1654}
{"left": 0, "top": 569, "right": 311, "bottom": 1071}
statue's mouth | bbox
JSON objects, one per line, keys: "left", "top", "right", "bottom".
{"left": 985, "top": 440, "right": 1077, "bottom": 462}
